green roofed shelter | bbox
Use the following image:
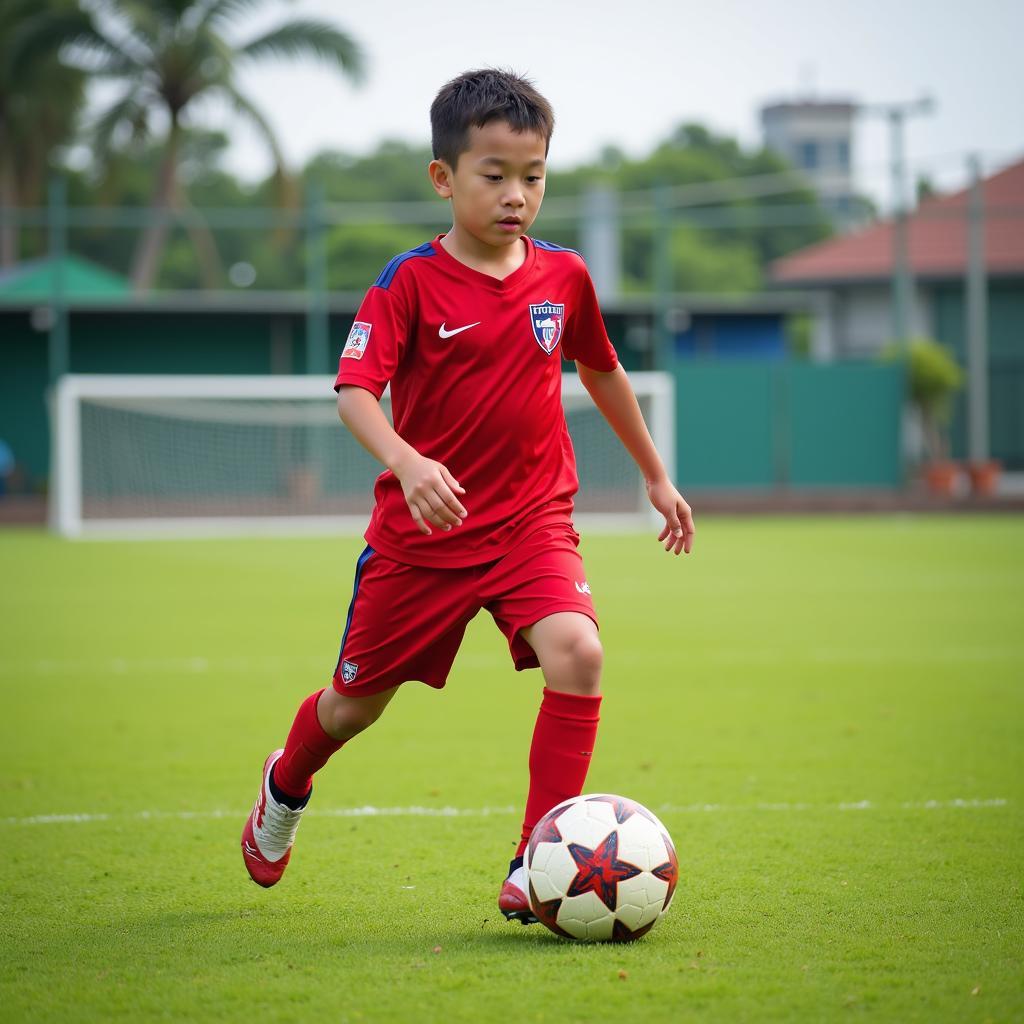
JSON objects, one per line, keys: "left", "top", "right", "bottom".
{"left": 0, "top": 255, "right": 130, "bottom": 300}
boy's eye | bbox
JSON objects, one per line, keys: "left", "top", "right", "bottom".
{"left": 485, "top": 174, "right": 502, "bottom": 182}
{"left": 527, "top": 176, "right": 543, "bottom": 184}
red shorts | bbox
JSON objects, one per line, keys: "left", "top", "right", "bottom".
{"left": 330, "top": 524, "right": 598, "bottom": 697}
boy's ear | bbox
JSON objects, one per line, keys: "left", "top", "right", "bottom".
{"left": 428, "top": 158, "right": 454, "bottom": 199}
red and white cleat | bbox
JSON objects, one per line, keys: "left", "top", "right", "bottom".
{"left": 241, "top": 749, "right": 308, "bottom": 888}
{"left": 499, "top": 857, "right": 538, "bottom": 925}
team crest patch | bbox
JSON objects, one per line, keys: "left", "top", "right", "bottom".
{"left": 341, "top": 660, "right": 359, "bottom": 684}
{"left": 342, "top": 322, "right": 372, "bottom": 360}
{"left": 529, "top": 301, "right": 565, "bottom": 355}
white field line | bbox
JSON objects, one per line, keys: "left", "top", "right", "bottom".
{"left": 716, "top": 647, "right": 1024, "bottom": 666}
{"left": 0, "top": 655, "right": 330, "bottom": 677}
{"left": 0, "top": 653, "right": 504, "bottom": 677}
{"left": 2, "top": 798, "right": 1009, "bottom": 828}
{"left": 2, "top": 644, "right": 1022, "bottom": 679}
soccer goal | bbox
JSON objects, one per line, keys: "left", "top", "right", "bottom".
{"left": 51, "top": 372, "right": 675, "bottom": 538}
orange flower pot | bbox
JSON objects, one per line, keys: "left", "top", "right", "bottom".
{"left": 967, "top": 461, "right": 1002, "bottom": 497}
{"left": 923, "top": 462, "right": 962, "bottom": 497}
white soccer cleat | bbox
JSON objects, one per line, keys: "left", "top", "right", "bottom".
{"left": 241, "top": 749, "right": 308, "bottom": 888}
{"left": 499, "top": 856, "right": 538, "bottom": 925}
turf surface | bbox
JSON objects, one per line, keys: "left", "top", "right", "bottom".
{"left": 1, "top": 517, "right": 1022, "bottom": 1022}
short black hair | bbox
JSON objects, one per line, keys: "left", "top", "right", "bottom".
{"left": 430, "top": 68, "right": 555, "bottom": 169}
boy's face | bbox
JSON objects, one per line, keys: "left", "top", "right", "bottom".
{"left": 429, "top": 120, "right": 547, "bottom": 251}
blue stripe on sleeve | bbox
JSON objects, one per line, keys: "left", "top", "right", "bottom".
{"left": 532, "top": 238, "right": 583, "bottom": 257}
{"left": 373, "top": 242, "right": 436, "bottom": 290}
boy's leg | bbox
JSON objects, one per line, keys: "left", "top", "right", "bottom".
{"left": 274, "top": 685, "right": 399, "bottom": 800}
{"left": 515, "top": 611, "right": 603, "bottom": 857}
{"left": 482, "top": 526, "right": 604, "bottom": 921}
{"left": 498, "top": 612, "right": 603, "bottom": 921}
{"left": 243, "top": 546, "right": 479, "bottom": 888}
{"left": 242, "top": 686, "right": 397, "bottom": 889}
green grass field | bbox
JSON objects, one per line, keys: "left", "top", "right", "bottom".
{"left": 2, "top": 517, "right": 1022, "bottom": 1023}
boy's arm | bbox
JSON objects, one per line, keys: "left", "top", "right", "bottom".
{"left": 337, "top": 385, "right": 467, "bottom": 536}
{"left": 575, "top": 363, "right": 695, "bottom": 555}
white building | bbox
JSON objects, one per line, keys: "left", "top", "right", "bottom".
{"left": 761, "top": 100, "right": 861, "bottom": 230}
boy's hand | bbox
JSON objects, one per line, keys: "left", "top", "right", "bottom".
{"left": 646, "top": 477, "right": 695, "bottom": 555}
{"left": 392, "top": 452, "right": 468, "bottom": 535}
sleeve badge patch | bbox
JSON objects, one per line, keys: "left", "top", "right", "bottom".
{"left": 342, "top": 321, "right": 372, "bottom": 360}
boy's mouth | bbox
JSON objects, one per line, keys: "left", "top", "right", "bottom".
{"left": 498, "top": 216, "right": 522, "bottom": 225}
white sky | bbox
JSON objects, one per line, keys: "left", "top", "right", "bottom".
{"left": 147, "top": 0, "right": 1024, "bottom": 206}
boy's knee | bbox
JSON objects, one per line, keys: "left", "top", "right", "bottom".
{"left": 319, "top": 687, "right": 391, "bottom": 741}
{"left": 524, "top": 613, "right": 603, "bottom": 693}
{"left": 569, "top": 630, "right": 603, "bottom": 678}
{"left": 549, "top": 628, "right": 602, "bottom": 695}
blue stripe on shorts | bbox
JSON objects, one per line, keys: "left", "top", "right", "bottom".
{"left": 334, "top": 545, "right": 375, "bottom": 677}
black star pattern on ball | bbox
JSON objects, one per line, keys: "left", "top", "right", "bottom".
{"left": 585, "top": 794, "right": 659, "bottom": 826}
{"left": 528, "top": 879, "right": 572, "bottom": 939}
{"left": 652, "top": 843, "right": 679, "bottom": 907}
{"left": 612, "top": 918, "right": 657, "bottom": 943}
{"left": 526, "top": 812, "right": 564, "bottom": 862}
{"left": 566, "top": 829, "right": 643, "bottom": 912}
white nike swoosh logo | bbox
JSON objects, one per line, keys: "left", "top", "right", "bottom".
{"left": 439, "top": 321, "right": 481, "bottom": 339}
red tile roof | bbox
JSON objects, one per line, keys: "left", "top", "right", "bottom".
{"left": 771, "top": 155, "right": 1024, "bottom": 284}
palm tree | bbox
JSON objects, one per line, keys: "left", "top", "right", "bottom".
{"left": 0, "top": 0, "right": 90, "bottom": 267}
{"left": 67, "top": 0, "right": 365, "bottom": 290}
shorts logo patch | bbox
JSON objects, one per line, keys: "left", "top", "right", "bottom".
{"left": 529, "top": 301, "right": 564, "bottom": 355}
{"left": 341, "top": 660, "right": 359, "bottom": 684}
{"left": 342, "top": 322, "right": 372, "bottom": 360}
{"left": 575, "top": 580, "right": 592, "bottom": 595}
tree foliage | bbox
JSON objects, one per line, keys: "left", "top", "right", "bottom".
{"left": 9, "top": 1, "right": 844, "bottom": 296}
{"left": 62, "top": 0, "right": 365, "bottom": 289}
{"left": 0, "top": 0, "right": 90, "bottom": 265}
{"left": 56, "top": 120, "right": 837, "bottom": 294}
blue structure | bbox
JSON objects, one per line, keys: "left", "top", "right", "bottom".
{"left": 673, "top": 313, "right": 786, "bottom": 359}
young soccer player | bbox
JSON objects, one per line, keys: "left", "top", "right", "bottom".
{"left": 241, "top": 69, "right": 695, "bottom": 923}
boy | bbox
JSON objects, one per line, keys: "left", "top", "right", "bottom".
{"left": 241, "top": 69, "right": 695, "bottom": 924}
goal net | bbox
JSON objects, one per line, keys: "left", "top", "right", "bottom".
{"left": 52, "top": 373, "right": 675, "bottom": 538}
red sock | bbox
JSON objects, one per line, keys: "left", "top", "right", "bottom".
{"left": 516, "top": 687, "right": 602, "bottom": 858}
{"left": 273, "top": 689, "right": 345, "bottom": 799}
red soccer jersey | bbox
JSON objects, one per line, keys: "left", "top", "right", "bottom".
{"left": 334, "top": 234, "right": 618, "bottom": 568}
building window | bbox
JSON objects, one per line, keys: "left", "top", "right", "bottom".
{"left": 798, "top": 140, "right": 819, "bottom": 170}
{"left": 836, "top": 139, "right": 850, "bottom": 171}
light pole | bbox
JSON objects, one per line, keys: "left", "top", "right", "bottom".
{"left": 861, "top": 97, "right": 935, "bottom": 347}
{"left": 966, "top": 154, "right": 989, "bottom": 465}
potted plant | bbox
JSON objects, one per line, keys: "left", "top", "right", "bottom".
{"left": 967, "top": 458, "right": 1002, "bottom": 496}
{"left": 883, "top": 338, "right": 965, "bottom": 495}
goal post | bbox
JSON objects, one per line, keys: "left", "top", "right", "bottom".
{"left": 51, "top": 372, "right": 675, "bottom": 539}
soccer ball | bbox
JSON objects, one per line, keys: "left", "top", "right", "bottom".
{"left": 524, "top": 793, "right": 678, "bottom": 942}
